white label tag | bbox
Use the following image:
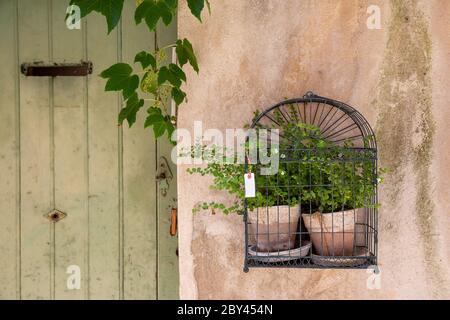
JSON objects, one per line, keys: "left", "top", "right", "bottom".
{"left": 244, "top": 173, "right": 255, "bottom": 198}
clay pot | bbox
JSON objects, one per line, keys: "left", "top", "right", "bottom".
{"left": 302, "top": 209, "right": 365, "bottom": 256}
{"left": 248, "top": 205, "right": 300, "bottom": 252}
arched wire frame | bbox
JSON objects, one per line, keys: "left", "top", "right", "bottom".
{"left": 243, "top": 92, "right": 378, "bottom": 271}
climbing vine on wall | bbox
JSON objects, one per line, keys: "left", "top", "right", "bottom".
{"left": 69, "top": 0, "right": 209, "bottom": 141}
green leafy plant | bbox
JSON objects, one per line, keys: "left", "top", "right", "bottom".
{"left": 187, "top": 108, "right": 385, "bottom": 215}
{"left": 69, "top": 0, "right": 210, "bottom": 140}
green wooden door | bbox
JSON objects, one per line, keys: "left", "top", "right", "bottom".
{"left": 0, "top": 0, "right": 178, "bottom": 300}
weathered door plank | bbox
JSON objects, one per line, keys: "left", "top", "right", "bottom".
{"left": 51, "top": 0, "right": 87, "bottom": 300}
{"left": 0, "top": 0, "right": 20, "bottom": 300}
{"left": 18, "top": 0, "right": 53, "bottom": 300}
{"left": 156, "top": 20, "right": 180, "bottom": 300}
{"left": 121, "top": 0, "right": 158, "bottom": 300}
{"left": 85, "top": 14, "right": 121, "bottom": 300}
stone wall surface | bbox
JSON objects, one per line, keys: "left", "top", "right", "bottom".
{"left": 177, "top": 0, "right": 450, "bottom": 299}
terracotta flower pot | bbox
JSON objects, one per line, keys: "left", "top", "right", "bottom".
{"left": 302, "top": 209, "right": 365, "bottom": 256}
{"left": 248, "top": 205, "right": 300, "bottom": 252}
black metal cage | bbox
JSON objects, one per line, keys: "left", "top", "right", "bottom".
{"left": 243, "top": 92, "right": 378, "bottom": 271}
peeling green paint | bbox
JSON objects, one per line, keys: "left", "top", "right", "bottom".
{"left": 375, "top": 0, "right": 444, "bottom": 297}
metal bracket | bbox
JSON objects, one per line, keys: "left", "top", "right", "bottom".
{"left": 156, "top": 156, "right": 173, "bottom": 197}
{"left": 21, "top": 61, "right": 93, "bottom": 77}
{"left": 303, "top": 91, "right": 318, "bottom": 98}
{"left": 45, "top": 209, "right": 67, "bottom": 223}
{"left": 156, "top": 156, "right": 173, "bottom": 181}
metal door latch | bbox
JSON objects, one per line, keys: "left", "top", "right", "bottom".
{"left": 21, "top": 61, "right": 93, "bottom": 77}
{"left": 156, "top": 156, "right": 173, "bottom": 197}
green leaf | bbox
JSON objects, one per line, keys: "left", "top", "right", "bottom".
{"left": 187, "top": 0, "right": 205, "bottom": 22}
{"left": 168, "top": 63, "right": 186, "bottom": 82}
{"left": 135, "top": 0, "right": 159, "bottom": 30}
{"left": 141, "top": 70, "right": 158, "bottom": 94}
{"left": 145, "top": 107, "right": 166, "bottom": 137}
{"left": 134, "top": 51, "right": 156, "bottom": 69}
{"left": 156, "top": 1, "right": 173, "bottom": 25}
{"left": 166, "top": 120, "right": 175, "bottom": 139}
{"left": 158, "top": 66, "right": 181, "bottom": 87}
{"left": 317, "top": 140, "right": 327, "bottom": 148}
{"left": 146, "top": 107, "right": 164, "bottom": 123}
{"left": 153, "top": 120, "right": 167, "bottom": 138}
{"left": 164, "top": 0, "right": 177, "bottom": 9}
{"left": 100, "top": 63, "right": 139, "bottom": 100}
{"left": 176, "top": 38, "right": 199, "bottom": 73}
{"left": 118, "top": 93, "right": 144, "bottom": 127}
{"left": 171, "top": 87, "right": 186, "bottom": 106}
{"left": 135, "top": 0, "right": 175, "bottom": 31}
{"left": 144, "top": 107, "right": 174, "bottom": 138}
{"left": 123, "top": 75, "right": 139, "bottom": 100}
{"left": 147, "top": 106, "right": 162, "bottom": 116}
{"left": 70, "top": 0, "right": 124, "bottom": 34}
{"left": 145, "top": 107, "right": 164, "bottom": 131}
{"left": 100, "top": 62, "right": 131, "bottom": 79}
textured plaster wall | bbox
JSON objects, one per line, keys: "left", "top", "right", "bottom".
{"left": 177, "top": 0, "right": 450, "bottom": 299}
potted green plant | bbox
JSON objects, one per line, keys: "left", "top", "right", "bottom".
{"left": 298, "top": 144, "right": 382, "bottom": 256}
{"left": 288, "top": 136, "right": 384, "bottom": 258}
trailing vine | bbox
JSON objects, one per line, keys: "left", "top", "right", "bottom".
{"left": 68, "top": 0, "right": 209, "bottom": 141}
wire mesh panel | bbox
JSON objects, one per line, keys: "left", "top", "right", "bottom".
{"left": 244, "top": 92, "right": 378, "bottom": 271}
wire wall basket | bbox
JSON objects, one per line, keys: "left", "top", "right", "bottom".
{"left": 243, "top": 92, "right": 378, "bottom": 271}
